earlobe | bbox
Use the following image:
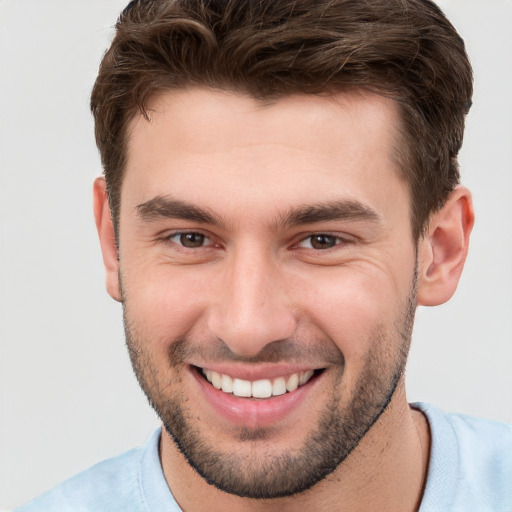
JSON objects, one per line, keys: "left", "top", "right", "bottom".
{"left": 93, "top": 177, "right": 122, "bottom": 302}
{"left": 417, "top": 186, "right": 474, "bottom": 306}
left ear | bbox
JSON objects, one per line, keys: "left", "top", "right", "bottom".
{"left": 417, "top": 186, "right": 474, "bottom": 306}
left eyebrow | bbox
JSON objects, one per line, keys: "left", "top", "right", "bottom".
{"left": 278, "top": 200, "right": 382, "bottom": 228}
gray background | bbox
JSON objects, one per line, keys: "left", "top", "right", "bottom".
{"left": 1, "top": 0, "right": 511, "bottom": 509}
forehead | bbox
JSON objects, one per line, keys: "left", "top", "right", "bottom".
{"left": 122, "top": 88, "right": 408, "bottom": 225}
{"left": 128, "top": 88, "right": 400, "bottom": 156}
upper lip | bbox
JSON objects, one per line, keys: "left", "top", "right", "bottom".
{"left": 191, "top": 363, "right": 323, "bottom": 381}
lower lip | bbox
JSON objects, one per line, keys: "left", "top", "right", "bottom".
{"left": 190, "top": 367, "right": 320, "bottom": 429}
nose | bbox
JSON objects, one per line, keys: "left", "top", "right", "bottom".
{"left": 207, "top": 245, "right": 297, "bottom": 357}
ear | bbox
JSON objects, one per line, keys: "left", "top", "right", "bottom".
{"left": 93, "top": 177, "right": 122, "bottom": 302}
{"left": 417, "top": 186, "right": 474, "bottom": 306}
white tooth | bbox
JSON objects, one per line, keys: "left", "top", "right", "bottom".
{"left": 299, "top": 370, "right": 314, "bottom": 386}
{"left": 286, "top": 373, "right": 299, "bottom": 392}
{"left": 211, "top": 371, "right": 222, "bottom": 389}
{"left": 206, "top": 369, "right": 213, "bottom": 383}
{"left": 221, "top": 373, "right": 233, "bottom": 393}
{"left": 272, "top": 377, "right": 287, "bottom": 396}
{"left": 252, "top": 379, "right": 272, "bottom": 398}
{"left": 232, "top": 378, "right": 252, "bottom": 397}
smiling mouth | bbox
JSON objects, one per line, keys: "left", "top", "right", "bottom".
{"left": 198, "top": 367, "right": 322, "bottom": 399}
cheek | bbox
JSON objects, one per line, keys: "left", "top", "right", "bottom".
{"left": 121, "top": 262, "right": 211, "bottom": 350}
{"left": 292, "top": 265, "right": 408, "bottom": 360}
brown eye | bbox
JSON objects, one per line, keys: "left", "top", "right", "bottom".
{"left": 180, "top": 233, "right": 205, "bottom": 247}
{"left": 297, "top": 234, "right": 340, "bottom": 250}
{"left": 310, "top": 234, "right": 337, "bottom": 249}
{"left": 174, "top": 232, "right": 206, "bottom": 248}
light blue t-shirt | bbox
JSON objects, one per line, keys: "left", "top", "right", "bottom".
{"left": 15, "top": 403, "right": 512, "bottom": 511}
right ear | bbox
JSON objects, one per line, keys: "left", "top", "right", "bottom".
{"left": 93, "top": 177, "right": 121, "bottom": 302}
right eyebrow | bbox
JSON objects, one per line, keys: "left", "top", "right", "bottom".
{"left": 135, "top": 196, "right": 224, "bottom": 226}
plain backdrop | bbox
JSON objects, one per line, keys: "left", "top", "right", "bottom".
{"left": 1, "top": 0, "right": 511, "bottom": 509}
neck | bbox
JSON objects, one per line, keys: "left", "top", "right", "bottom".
{"left": 160, "top": 384, "right": 431, "bottom": 512}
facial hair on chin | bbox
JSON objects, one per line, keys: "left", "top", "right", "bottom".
{"left": 121, "top": 271, "right": 417, "bottom": 499}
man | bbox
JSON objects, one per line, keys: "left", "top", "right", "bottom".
{"left": 16, "top": 0, "right": 511, "bottom": 511}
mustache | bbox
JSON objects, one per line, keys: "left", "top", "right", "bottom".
{"left": 166, "top": 335, "right": 345, "bottom": 367}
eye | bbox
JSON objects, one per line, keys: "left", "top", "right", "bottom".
{"left": 168, "top": 232, "right": 211, "bottom": 248}
{"left": 298, "top": 234, "right": 343, "bottom": 250}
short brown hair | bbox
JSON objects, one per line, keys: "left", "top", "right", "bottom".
{"left": 91, "top": 0, "right": 472, "bottom": 240}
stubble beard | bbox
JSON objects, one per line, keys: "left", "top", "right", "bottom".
{"left": 122, "top": 272, "right": 417, "bottom": 499}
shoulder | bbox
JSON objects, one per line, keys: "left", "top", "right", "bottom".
{"left": 421, "top": 402, "right": 512, "bottom": 471}
{"left": 14, "top": 432, "right": 157, "bottom": 512}
{"left": 415, "top": 403, "right": 512, "bottom": 512}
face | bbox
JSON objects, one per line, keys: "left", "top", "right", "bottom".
{"left": 116, "top": 89, "right": 418, "bottom": 498}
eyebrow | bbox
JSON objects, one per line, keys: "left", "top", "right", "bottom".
{"left": 136, "top": 196, "right": 382, "bottom": 229}
{"left": 136, "top": 196, "right": 224, "bottom": 226}
{"left": 279, "top": 200, "right": 382, "bottom": 228}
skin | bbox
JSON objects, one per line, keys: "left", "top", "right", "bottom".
{"left": 94, "top": 88, "right": 474, "bottom": 511}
